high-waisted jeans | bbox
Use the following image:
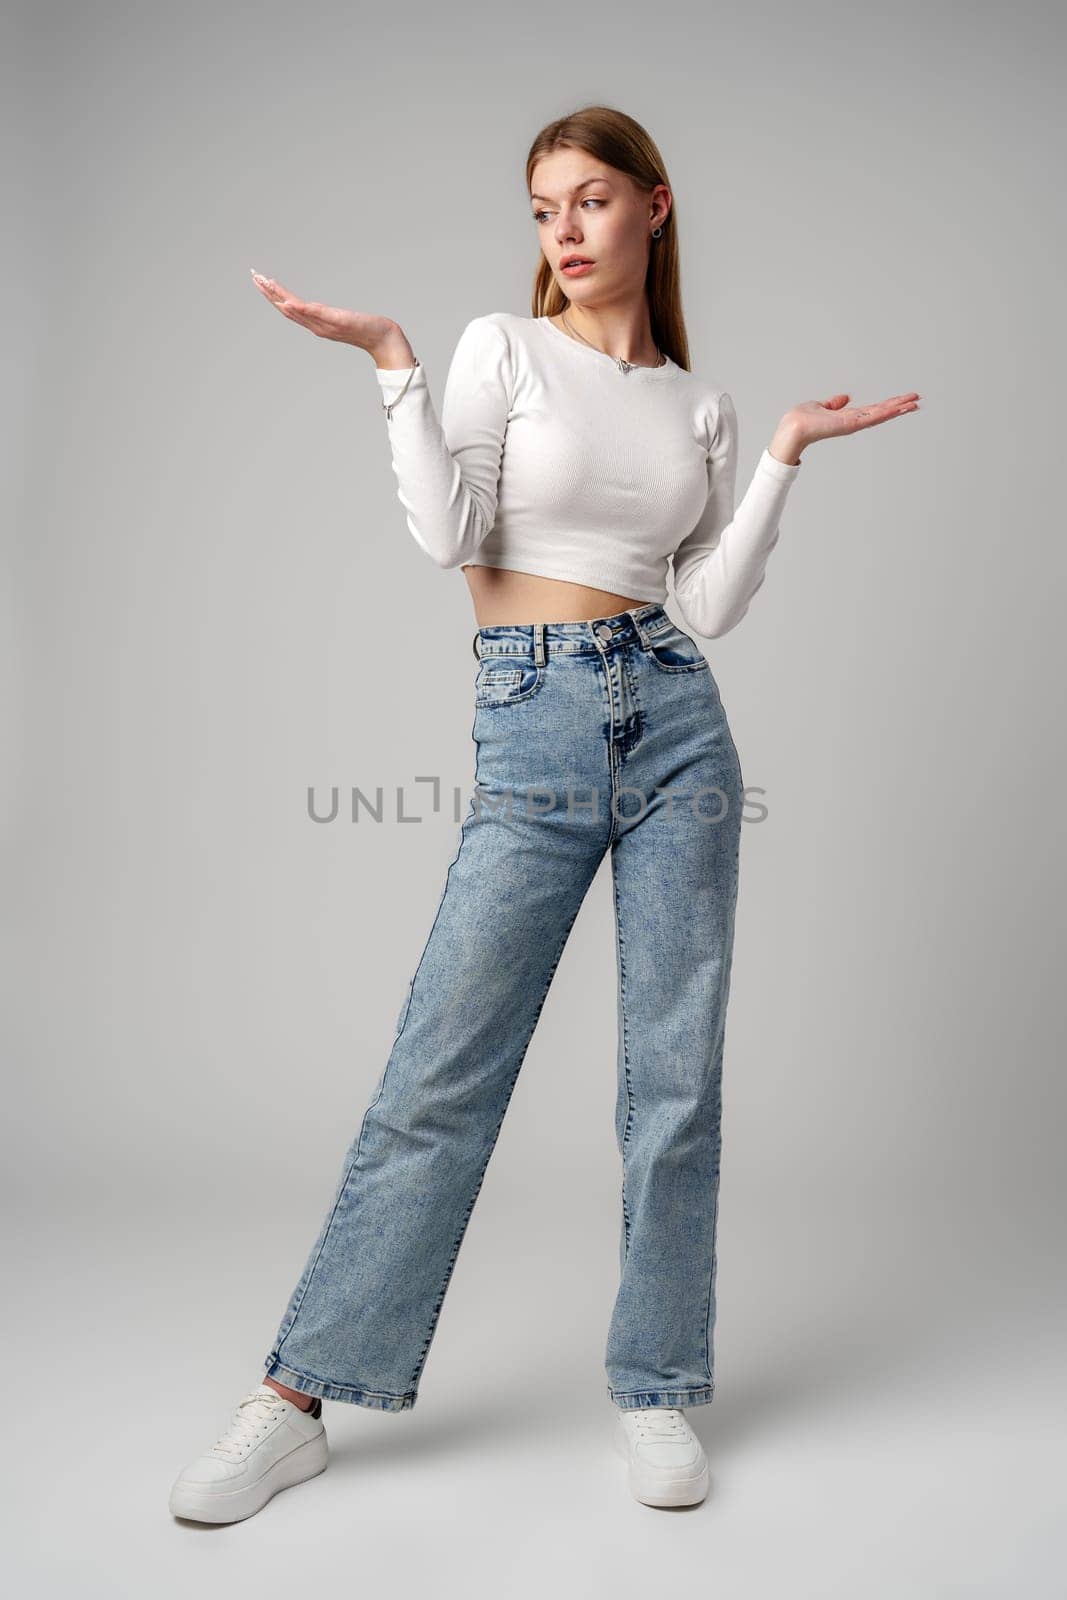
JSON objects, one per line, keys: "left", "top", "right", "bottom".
{"left": 263, "top": 601, "right": 744, "bottom": 1412}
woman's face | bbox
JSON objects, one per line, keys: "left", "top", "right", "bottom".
{"left": 529, "top": 148, "right": 670, "bottom": 307}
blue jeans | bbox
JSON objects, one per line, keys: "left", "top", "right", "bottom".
{"left": 263, "top": 602, "right": 744, "bottom": 1412}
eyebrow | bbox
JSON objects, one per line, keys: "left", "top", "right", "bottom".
{"left": 530, "top": 177, "right": 611, "bottom": 204}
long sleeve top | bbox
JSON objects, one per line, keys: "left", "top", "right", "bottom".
{"left": 373, "top": 311, "right": 800, "bottom": 638}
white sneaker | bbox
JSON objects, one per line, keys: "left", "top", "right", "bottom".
{"left": 169, "top": 1383, "right": 329, "bottom": 1523}
{"left": 614, "top": 1406, "right": 710, "bottom": 1507}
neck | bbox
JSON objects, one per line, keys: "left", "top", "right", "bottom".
{"left": 560, "top": 302, "right": 661, "bottom": 367}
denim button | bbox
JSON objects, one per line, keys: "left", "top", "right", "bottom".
{"left": 595, "top": 623, "right": 613, "bottom": 641}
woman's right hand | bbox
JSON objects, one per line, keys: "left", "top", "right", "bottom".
{"left": 250, "top": 271, "right": 416, "bottom": 369}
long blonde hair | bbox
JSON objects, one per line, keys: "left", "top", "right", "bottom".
{"left": 526, "top": 105, "right": 691, "bottom": 372}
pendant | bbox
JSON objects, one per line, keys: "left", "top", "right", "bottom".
{"left": 616, "top": 358, "right": 633, "bottom": 374}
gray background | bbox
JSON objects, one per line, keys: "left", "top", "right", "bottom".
{"left": 5, "top": 0, "right": 1064, "bottom": 1594}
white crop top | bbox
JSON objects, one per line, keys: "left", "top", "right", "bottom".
{"left": 374, "top": 311, "right": 801, "bottom": 638}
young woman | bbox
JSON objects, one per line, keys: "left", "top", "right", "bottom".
{"left": 169, "top": 105, "right": 918, "bottom": 1522}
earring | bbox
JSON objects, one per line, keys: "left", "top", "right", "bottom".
{"left": 651, "top": 225, "right": 663, "bottom": 238}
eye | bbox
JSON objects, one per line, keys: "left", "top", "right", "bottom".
{"left": 531, "top": 197, "right": 606, "bottom": 225}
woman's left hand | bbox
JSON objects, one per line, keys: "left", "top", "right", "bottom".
{"left": 769, "top": 391, "right": 921, "bottom": 465}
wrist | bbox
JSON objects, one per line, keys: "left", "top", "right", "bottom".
{"left": 370, "top": 324, "right": 416, "bottom": 370}
{"left": 768, "top": 423, "right": 804, "bottom": 468}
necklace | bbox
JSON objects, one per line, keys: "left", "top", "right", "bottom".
{"left": 559, "top": 311, "right": 665, "bottom": 374}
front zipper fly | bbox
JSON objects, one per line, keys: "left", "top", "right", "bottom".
{"left": 592, "top": 634, "right": 622, "bottom": 839}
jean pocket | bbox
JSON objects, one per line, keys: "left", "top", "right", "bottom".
{"left": 475, "top": 660, "right": 545, "bottom": 706}
{"left": 644, "top": 624, "right": 710, "bottom": 673}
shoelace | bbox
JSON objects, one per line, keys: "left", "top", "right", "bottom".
{"left": 209, "top": 1389, "right": 287, "bottom": 1459}
{"left": 631, "top": 1407, "right": 689, "bottom": 1440}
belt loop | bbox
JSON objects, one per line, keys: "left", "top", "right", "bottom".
{"left": 630, "top": 607, "right": 656, "bottom": 651}
{"left": 533, "top": 621, "right": 546, "bottom": 668}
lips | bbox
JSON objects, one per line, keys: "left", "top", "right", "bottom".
{"left": 560, "top": 256, "right": 593, "bottom": 269}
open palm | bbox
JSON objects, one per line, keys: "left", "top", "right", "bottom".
{"left": 794, "top": 391, "right": 920, "bottom": 442}
{"left": 250, "top": 270, "right": 396, "bottom": 353}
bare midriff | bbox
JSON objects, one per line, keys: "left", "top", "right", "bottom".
{"left": 462, "top": 563, "right": 655, "bottom": 627}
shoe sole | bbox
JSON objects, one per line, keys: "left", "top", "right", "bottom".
{"left": 170, "top": 1430, "right": 329, "bottom": 1524}
{"left": 613, "top": 1424, "right": 710, "bottom": 1507}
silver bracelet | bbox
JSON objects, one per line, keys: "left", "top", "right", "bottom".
{"left": 381, "top": 359, "right": 420, "bottom": 421}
